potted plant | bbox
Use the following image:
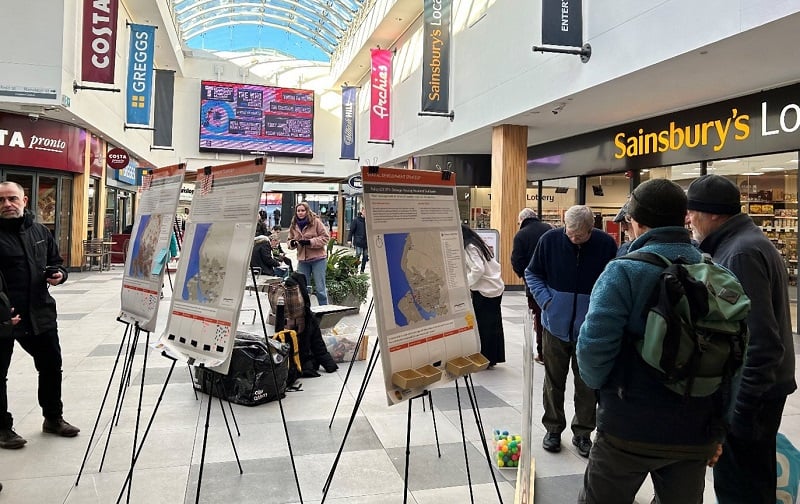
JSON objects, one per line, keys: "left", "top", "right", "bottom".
{"left": 324, "top": 242, "right": 370, "bottom": 308}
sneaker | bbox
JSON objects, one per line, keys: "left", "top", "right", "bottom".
{"left": 42, "top": 417, "right": 80, "bottom": 437}
{"left": 542, "top": 432, "right": 561, "bottom": 452}
{"left": 0, "top": 428, "right": 27, "bottom": 449}
{"left": 534, "top": 355, "right": 544, "bottom": 365}
{"left": 572, "top": 435, "right": 592, "bottom": 458}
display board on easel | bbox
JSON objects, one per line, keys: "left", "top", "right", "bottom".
{"left": 361, "top": 166, "right": 487, "bottom": 406}
{"left": 119, "top": 163, "right": 185, "bottom": 332}
{"left": 156, "top": 159, "right": 265, "bottom": 370}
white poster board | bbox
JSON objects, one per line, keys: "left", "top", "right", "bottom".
{"left": 475, "top": 228, "right": 499, "bottom": 258}
{"left": 156, "top": 160, "right": 265, "bottom": 370}
{"left": 119, "top": 164, "right": 185, "bottom": 332}
{"left": 362, "top": 167, "right": 482, "bottom": 405}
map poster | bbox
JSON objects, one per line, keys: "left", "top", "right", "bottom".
{"left": 119, "top": 164, "right": 185, "bottom": 332}
{"left": 156, "top": 159, "right": 265, "bottom": 370}
{"left": 361, "top": 166, "right": 481, "bottom": 405}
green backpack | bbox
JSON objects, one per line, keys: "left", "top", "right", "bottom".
{"left": 618, "top": 252, "right": 750, "bottom": 398}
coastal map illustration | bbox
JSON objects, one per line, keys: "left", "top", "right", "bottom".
{"left": 181, "top": 222, "right": 235, "bottom": 304}
{"left": 384, "top": 231, "right": 449, "bottom": 326}
{"left": 128, "top": 214, "right": 163, "bottom": 278}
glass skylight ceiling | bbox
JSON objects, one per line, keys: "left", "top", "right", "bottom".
{"left": 172, "top": 0, "right": 366, "bottom": 61}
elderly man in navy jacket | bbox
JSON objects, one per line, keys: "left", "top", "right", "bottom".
{"left": 525, "top": 205, "right": 616, "bottom": 457}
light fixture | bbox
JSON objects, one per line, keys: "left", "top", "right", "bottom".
{"left": 741, "top": 172, "right": 763, "bottom": 176}
{"left": 717, "top": 159, "right": 740, "bottom": 163}
{"left": 759, "top": 167, "right": 785, "bottom": 172}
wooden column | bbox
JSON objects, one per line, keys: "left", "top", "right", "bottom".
{"left": 490, "top": 124, "right": 528, "bottom": 287}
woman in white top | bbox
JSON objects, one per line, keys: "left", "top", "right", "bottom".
{"left": 461, "top": 224, "right": 506, "bottom": 367}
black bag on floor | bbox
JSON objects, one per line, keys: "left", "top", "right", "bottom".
{"left": 193, "top": 332, "right": 289, "bottom": 406}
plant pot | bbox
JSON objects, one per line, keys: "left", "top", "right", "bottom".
{"left": 329, "top": 291, "right": 363, "bottom": 311}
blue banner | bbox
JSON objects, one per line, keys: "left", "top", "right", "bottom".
{"left": 340, "top": 86, "right": 357, "bottom": 160}
{"left": 126, "top": 24, "right": 156, "bottom": 125}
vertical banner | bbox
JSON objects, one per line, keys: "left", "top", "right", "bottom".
{"left": 81, "top": 0, "right": 119, "bottom": 84}
{"left": 369, "top": 49, "right": 392, "bottom": 142}
{"left": 156, "top": 159, "right": 266, "bottom": 370}
{"left": 119, "top": 164, "right": 185, "bottom": 332}
{"left": 361, "top": 167, "right": 483, "bottom": 406}
{"left": 542, "top": 0, "right": 583, "bottom": 47}
{"left": 126, "top": 24, "right": 156, "bottom": 125}
{"left": 340, "top": 86, "right": 357, "bottom": 159}
{"left": 153, "top": 69, "right": 175, "bottom": 147}
{"left": 421, "top": 0, "right": 451, "bottom": 113}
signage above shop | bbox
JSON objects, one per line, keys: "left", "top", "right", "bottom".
{"left": 0, "top": 112, "right": 85, "bottom": 173}
{"left": 107, "top": 147, "right": 130, "bottom": 170}
{"left": 347, "top": 174, "right": 363, "bottom": 190}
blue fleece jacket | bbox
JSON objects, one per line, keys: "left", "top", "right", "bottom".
{"left": 525, "top": 227, "right": 617, "bottom": 341}
{"left": 577, "top": 227, "right": 726, "bottom": 455}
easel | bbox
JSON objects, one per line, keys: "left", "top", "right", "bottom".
{"left": 321, "top": 327, "right": 504, "bottom": 504}
{"left": 111, "top": 267, "right": 305, "bottom": 504}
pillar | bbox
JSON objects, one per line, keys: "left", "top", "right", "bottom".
{"left": 490, "top": 124, "right": 528, "bottom": 287}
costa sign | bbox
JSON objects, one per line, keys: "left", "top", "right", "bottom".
{"left": 0, "top": 112, "right": 85, "bottom": 173}
{"left": 106, "top": 147, "right": 129, "bottom": 169}
{"left": 82, "top": 0, "right": 119, "bottom": 84}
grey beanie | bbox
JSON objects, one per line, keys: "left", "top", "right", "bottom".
{"left": 686, "top": 174, "right": 741, "bottom": 215}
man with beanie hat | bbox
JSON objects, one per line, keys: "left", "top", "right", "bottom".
{"left": 687, "top": 174, "right": 796, "bottom": 504}
{"left": 510, "top": 208, "right": 552, "bottom": 364}
{"left": 525, "top": 205, "right": 617, "bottom": 458}
{"left": 577, "top": 179, "right": 726, "bottom": 503}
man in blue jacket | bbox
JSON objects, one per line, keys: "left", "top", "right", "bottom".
{"left": 687, "top": 174, "right": 796, "bottom": 504}
{"left": 525, "top": 205, "right": 616, "bottom": 457}
{"left": 577, "top": 179, "right": 725, "bottom": 503}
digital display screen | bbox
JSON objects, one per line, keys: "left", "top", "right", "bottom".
{"left": 199, "top": 80, "right": 314, "bottom": 157}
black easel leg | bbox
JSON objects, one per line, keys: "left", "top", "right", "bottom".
{"left": 115, "top": 356, "right": 176, "bottom": 504}
{"left": 403, "top": 397, "right": 413, "bottom": 504}
{"left": 428, "top": 391, "right": 441, "bottom": 458}
{"left": 216, "top": 381, "right": 240, "bottom": 436}
{"left": 126, "top": 329, "right": 150, "bottom": 504}
{"left": 465, "top": 375, "right": 503, "bottom": 503}
{"left": 76, "top": 321, "right": 132, "bottom": 485}
{"left": 195, "top": 371, "right": 215, "bottom": 504}
{"left": 455, "top": 380, "right": 475, "bottom": 504}
{"left": 321, "top": 339, "right": 381, "bottom": 502}
{"left": 188, "top": 365, "right": 198, "bottom": 400}
{"left": 215, "top": 378, "right": 243, "bottom": 473}
{"left": 329, "top": 298, "right": 374, "bottom": 428}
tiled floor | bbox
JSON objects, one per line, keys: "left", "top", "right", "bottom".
{"left": 2, "top": 268, "right": 800, "bottom": 503}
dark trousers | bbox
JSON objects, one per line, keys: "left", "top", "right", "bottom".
{"left": 0, "top": 326, "right": 63, "bottom": 429}
{"left": 471, "top": 291, "right": 505, "bottom": 365}
{"left": 355, "top": 246, "right": 369, "bottom": 273}
{"left": 526, "top": 289, "right": 543, "bottom": 356}
{"left": 542, "top": 329, "right": 596, "bottom": 437}
{"left": 579, "top": 432, "right": 707, "bottom": 504}
{"left": 714, "top": 396, "right": 787, "bottom": 504}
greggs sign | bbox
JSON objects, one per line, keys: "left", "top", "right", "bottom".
{"left": 81, "top": 0, "right": 119, "bottom": 84}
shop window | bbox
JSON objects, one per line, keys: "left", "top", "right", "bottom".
{"left": 538, "top": 177, "right": 578, "bottom": 228}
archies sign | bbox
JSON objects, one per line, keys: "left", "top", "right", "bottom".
{"left": 81, "top": 0, "right": 119, "bottom": 84}
{"left": 370, "top": 49, "right": 392, "bottom": 142}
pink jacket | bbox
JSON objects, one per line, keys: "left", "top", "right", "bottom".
{"left": 288, "top": 217, "right": 330, "bottom": 262}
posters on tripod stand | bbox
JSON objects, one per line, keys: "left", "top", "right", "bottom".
{"left": 361, "top": 166, "right": 481, "bottom": 405}
{"left": 156, "top": 159, "right": 265, "bottom": 371}
{"left": 119, "top": 163, "right": 185, "bottom": 332}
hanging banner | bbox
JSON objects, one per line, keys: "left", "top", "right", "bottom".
{"left": 421, "top": 0, "right": 451, "bottom": 113}
{"left": 340, "top": 86, "right": 357, "bottom": 159}
{"left": 119, "top": 164, "right": 185, "bottom": 332}
{"left": 125, "top": 24, "right": 156, "bottom": 125}
{"left": 369, "top": 49, "right": 392, "bottom": 142}
{"left": 156, "top": 159, "right": 266, "bottom": 370}
{"left": 153, "top": 69, "right": 175, "bottom": 147}
{"left": 542, "top": 0, "right": 583, "bottom": 47}
{"left": 81, "top": 0, "right": 119, "bottom": 84}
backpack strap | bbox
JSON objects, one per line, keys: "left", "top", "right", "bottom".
{"left": 615, "top": 251, "right": 671, "bottom": 268}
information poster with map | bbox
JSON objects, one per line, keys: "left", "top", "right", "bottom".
{"left": 157, "top": 159, "right": 265, "bottom": 369}
{"left": 119, "top": 164, "right": 185, "bottom": 332}
{"left": 361, "top": 166, "right": 481, "bottom": 405}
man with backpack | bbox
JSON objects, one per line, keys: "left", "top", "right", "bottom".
{"left": 577, "top": 179, "right": 745, "bottom": 503}
{"left": 687, "top": 174, "right": 797, "bottom": 504}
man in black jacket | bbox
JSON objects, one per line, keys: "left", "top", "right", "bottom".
{"left": 0, "top": 182, "right": 79, "bottom": 450}
{"left": 687, "top": 174, "right": 797, "bottom": 504}
{"left": 347, "top": 208, "right": 368, "bottom": 274}
{"left": 510, "top": 208, "right": 551, "bottom": 363}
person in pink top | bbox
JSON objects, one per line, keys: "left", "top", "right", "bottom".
{"left": 287, "top": 202, "right": 330, "bottom": 305}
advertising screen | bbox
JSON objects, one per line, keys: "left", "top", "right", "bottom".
{"left": 199, "top": 80, "right": 314, "bottom": 157}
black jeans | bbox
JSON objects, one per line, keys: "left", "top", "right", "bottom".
{"left": 0, "top": 326, "right": 63, "bottom": 429}
{"left": 714, "top": 396, "right": 787, "bottom": 504}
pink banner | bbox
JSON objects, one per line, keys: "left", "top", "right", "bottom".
{"left": 81, "top": 0, "right": 119, "bottom": 84}
{"left": 370, "top": 49, "right": 392, "bottom": 141}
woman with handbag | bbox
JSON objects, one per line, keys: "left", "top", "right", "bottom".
{"left": 287, "top": 202, "right": 330, "bottom": 305}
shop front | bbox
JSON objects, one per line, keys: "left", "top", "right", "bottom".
{"left": 527, "top": 82, "right": 800, "bottom": 328}
{"left": 0, "top": 112, "right": 86, "bottom": 265}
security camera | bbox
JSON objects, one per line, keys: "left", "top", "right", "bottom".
{"left": 28, "top": 113, "right": 39, "bottom": 121}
